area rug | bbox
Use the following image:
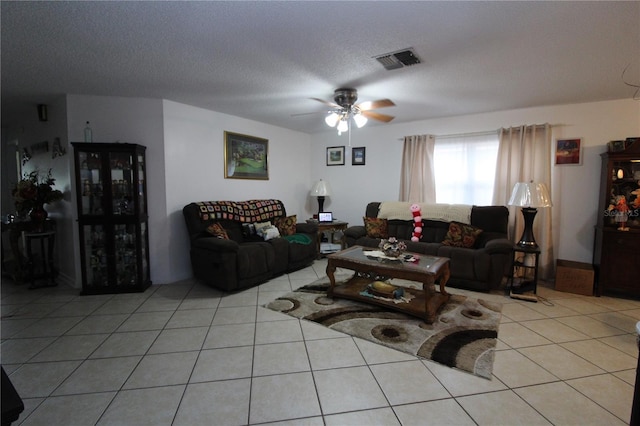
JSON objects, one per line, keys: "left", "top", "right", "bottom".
{"left": 264, "top": 275, "right": 502, "bottom": 379}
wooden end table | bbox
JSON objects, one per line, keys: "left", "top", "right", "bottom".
{"left": 307, "top": 219, "right": 348, "bottom": 258}
{"left": 326, "top": 246, "right": 450, "bottom": 324}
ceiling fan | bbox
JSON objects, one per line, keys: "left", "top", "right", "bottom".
{"left": 309, "top": 88, "right": 396, "bottom": 134}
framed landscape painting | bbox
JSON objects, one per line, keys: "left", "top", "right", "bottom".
{"left": 555, "top": 138, "right": 582, "bottom": 165}
{"left": 326, "top": 146, "right": 345, "bottom": 166}
{"left": 224, "top": 131, "right": 269, "bottom": 179}
{"left": 352, "top": 147, "right": 366, "bottom": 165}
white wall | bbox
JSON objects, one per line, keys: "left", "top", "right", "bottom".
{"left": 311, "top": 99, "right": 640, "bottom": 265}
{"left": 160, "top": 100, "right": 313, "bottom": 283}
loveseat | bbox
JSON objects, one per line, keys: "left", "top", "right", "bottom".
{"left": 183, "top": 199, "right": 318, "bottom": 291}
{"left": 344, "top": 202, "right": 513, "bottom": 291}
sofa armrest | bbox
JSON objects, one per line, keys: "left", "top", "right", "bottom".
{"left": 483, "top": 238, "right": 514, "bottom": 254}
{"left": 344, "top": 225, "right": 366, "bottom": 240}
{"left": 296, "top": 222, "right": 318, "bottom": 234}
{"left": 192, "top": 237, "right": 240, "bottom": 253}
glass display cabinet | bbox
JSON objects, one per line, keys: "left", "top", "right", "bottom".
{"left": 593, "top": 138, "right": 640, "bottom": 297}
{"left": 72, "top": 143, "right": 151, "bottom": 294}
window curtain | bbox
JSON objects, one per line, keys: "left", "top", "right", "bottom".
{"left": 493, "top": 124, "right": 554, "bottom": 278}
{"left": 399, "top": 135, "right": 436, "bottom": 203}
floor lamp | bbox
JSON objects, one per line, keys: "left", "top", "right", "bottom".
{"left": 310, "top": 179, "right": 332, "bottom": 215}
{"left": 508, "top": 181, "right": 552, "bottom": 248}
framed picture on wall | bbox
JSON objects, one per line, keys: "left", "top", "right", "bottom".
{"left": 352, "top": 147, "right": 366, "bottom": 165}
{"left": 224, "top": 131, "right": 269, "bottom": 179}
{"left": 326, "top": 146, "right": 345, "bottom": 166}
{"left": 555, "top": 138, "right": 582, "bottom": 166}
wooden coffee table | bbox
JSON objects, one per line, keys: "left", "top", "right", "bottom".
{"left": 326, "top": 245, "right": 451, "bottom": 324}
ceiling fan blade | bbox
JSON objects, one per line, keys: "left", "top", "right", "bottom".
{"left": 357, "top": 99, "right": 395, "bottom": 111}
{"left": 362, "top": 110, "right": 395, "bottom": 122}
{"left": 290, "top": 110, "right": 332, "bottom": 117}
{"left": 310, "top": 97, "right": 340, "bottom": 109}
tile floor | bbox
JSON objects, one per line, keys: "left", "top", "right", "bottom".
{"left": 1, "top": 259, "right": 639, "bottom": 425}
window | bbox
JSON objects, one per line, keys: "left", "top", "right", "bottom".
{"left": 434, "top": 132, "right": 499, "bottom": 205}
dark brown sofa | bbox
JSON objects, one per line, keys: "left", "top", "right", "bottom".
{"left": 344, "top": 202, "right": 513, "bottom": 291}
{"left": 183, "top": 200, "right": 318, "bottom": 291}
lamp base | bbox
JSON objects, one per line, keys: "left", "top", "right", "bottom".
{"left": 516, "top": 207, "right": 539, "bottom": 249}
{"left": 317, "top": 196, "right": 325, "bottom": 215}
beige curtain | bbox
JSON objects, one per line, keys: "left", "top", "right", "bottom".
{"left": 493, "top": 124, "right": 554, "bottom": 278}
{"left": 399, "top": 135, "right": 436, "bottom": 203}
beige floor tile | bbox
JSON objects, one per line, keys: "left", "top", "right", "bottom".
{"left": 116, "top": 311, "right": 173, "bottom": 331}
{"left": 97, "top": 386, "right": 185, "bottom": 426}
{"left": 123, "top": 351, "right": 198, "bottom": 389}
{"left": 250, "top": 372, "right": 321, "bottom": 424}
{"left": 92, "top": 299, "right": 144, "bottom": 315}
{"left": 90, "top": 330, "right": 160, "bottom": 358}
{"left": 525, "top": 299, "right": 581, "bottom": 318}
{"left": 65, "top": 313, "right": 129, "bottom": 335}
{"left": 53, "top": 356, "right": 141, "bottom": 395}
{"left": 218, "top": 290, "right": 258, "bottom": 308}
{"left": 147, "top": 326, "right": 208, "bottom": 354}
{"left": 561, "top": 339, "right": 637, "bottom": 372}
{"left": 325, "top": 407, "right": 401, "bottom": 426}
{"left": 202, "top": 322, "right": 255, "bottom": 348}
{"left": 492, "top": 349, "right": 558, "bottom": 388}
{"left": 253, "top": 341, "right": 311, "bottom": 376}
{"left": 370, "top": 360, "right": 449, "bottom": 405}
{"left": 306, "top": 337, "right": 365, "bottom": 370}
{"left": 190, "top": 346, "right": 253, "bottom": 382}
{"left": 458, "top": 389, "right": 552, "bottom": 425}
{"left": 613, "top": 368, "right": 637, "bottom": 385}
{"left": 393, "top": 399, "right": 475, "bottom": 425}
{"left": 165, "top": 308, "right": 215, "bottom": 328}
{"left": 557, "top": 315, "right": 630, "bottom": 338}
{"left": 177, "top": 296, "right": 220, "bottom": 310}
{"left": 501, "top": 302, "right": 547, "bottom": 322}
{"left": 599, "top": 332, "right": 639, "bottom": 357}
{"left": 13, "top": 316, "right": 83, "bottom": 338}
{"left": 258, "top": 289, "right": 291, "bottom": 306}
{"left": 554, "top": 298, "right": 612, "bottom": 315}
{"left": 0, "top": 317, "right": 38, "bottom": 338}
{"left": 567, "top": 374, "right": 635, "bottom": 422}
{"left": 515, "top": 381, "right": 627, "bottom": 425}
{"left": 211, "top": 305, "right": 256, "bottom": 325}
{"left": 174, "top": 379, "right": 251, "bottom": 426}
{"left": 30, "top": 334, "right": 109, "bottom": 362}
{"left": 314, "top": 366, "right": 388, "bottom": 415}
{"left": 520, "top": 318, "right": 590, "bottom": 342}
{"left": 8, "top": 360, "right": 81, "bottom": 398}
{"left": 497, "top": 322, "right": 553, "bottom": 348}
{"left": 518, "top": 344, "right": 605, "bottom": 380}
{"left": 0, "top": 337, "right": 55, "bottom": 364}
{"left": 21, "top": 392, "right": 115, "bottom": 426}
{"left": 354, "top": 337, "right": 416, "bottom": 364}
{"left": 589, "top": 311, "right": 638, "bottom": 333}
{"left": 423, "top": 359, "right": 508, "bottom": 396}
{"left": 254, "top": 318, "right": 303, "bottom": 344}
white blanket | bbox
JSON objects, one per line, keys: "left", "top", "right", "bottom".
{"left": 378, "top": 201, "right": 472, "bottom": 224}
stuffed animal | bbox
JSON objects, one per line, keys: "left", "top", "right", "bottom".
{"left": 410, "top": 203, "right": 423, "bottom": 242}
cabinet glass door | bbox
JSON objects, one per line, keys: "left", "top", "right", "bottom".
{"left": 78, "top": 152, "right": 104, "bottom": 215}
{"left": 114, "top": 223, "right": 138, "bottom": 286}
{"left": 137, "top": 153, "right": 146, "bottom": 214}
{"left": 109, "top": 152, "right": 135, "bottom": 215}
{"left": 83, "top": 224, "right": 108, "bottom": 287}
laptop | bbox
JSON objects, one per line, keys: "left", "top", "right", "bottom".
{"left": 318, "top": 212, "right": 333, "bottom": 223}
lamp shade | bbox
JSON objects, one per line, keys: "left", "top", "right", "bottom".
{"left": 508, "top": 182, "right": 552, "bottom": 208}
{"left": 310, "top": 179, "right": 332, "bottom": 197}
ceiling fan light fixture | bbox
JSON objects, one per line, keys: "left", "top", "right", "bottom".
{"left": 353, "top": 113, "right": 367, "bottom": 128}
{"left": 337, "top": 119, "right": 349, "bottom": 133}
{"left": 325, "top": 112, "right": 339, "bottom": 127}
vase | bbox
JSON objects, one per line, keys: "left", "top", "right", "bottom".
{"left": 382, "top": 246, "right": 403, "bottom": 258}
{"left": 29, "top": 204, "right": 48, "bottom": 230}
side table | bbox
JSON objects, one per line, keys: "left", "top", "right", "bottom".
{"left": 307, "top": 220, "right": 348, "bottom": 258}
{"left": 24, "top": 231, "right": 57, "bottom": 289}
{"left": 507, "top": 245, "right": 540, "bottom": 302}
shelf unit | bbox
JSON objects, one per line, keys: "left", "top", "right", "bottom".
{"left": 508, "top": 246, "right": 540, "bottom": 296}
{"left": 72, "top": 142, "right": 151, "bottom": 294}
{"left": 593, "top": 139, "right": 640, "bottom": 298}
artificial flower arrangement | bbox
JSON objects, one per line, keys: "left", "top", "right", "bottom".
{"left": 378, "top": 236, "right": 407, "bottom": 258}
{"left": 12, "top": 169, "right": 64, "bottom": 218}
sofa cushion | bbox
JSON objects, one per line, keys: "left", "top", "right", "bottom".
{"left": 206, "top": 223, "right": 229, "bottom": 239}
{"left": 442, "top": 221, "right": 483, "bottom": 248}
{"left": 364, "top": 217, "right": 388, "bottom": 238}
{"left": 274, "top": 215, "right": 297, "bottom": 236}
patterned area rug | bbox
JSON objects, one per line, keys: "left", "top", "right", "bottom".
{"left": 264, "top": 275, "right": 502, "bottom": 379}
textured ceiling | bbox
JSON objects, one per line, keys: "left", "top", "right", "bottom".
{"left": 1, "top": 1, "right": 639, "bottom": 134}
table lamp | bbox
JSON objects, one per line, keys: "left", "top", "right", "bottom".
{"left": 310, "top": 179, "right": 332, "bottom": 214}
{"left": 508, "top": 181, "right": 552, "bottom": 248}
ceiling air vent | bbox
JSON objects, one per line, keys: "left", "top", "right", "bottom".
{"left": 375, "top": 48, "right": 421, "bottom": 71}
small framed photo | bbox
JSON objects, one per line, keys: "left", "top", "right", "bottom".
{"left": 608, "top": 140, "right": 626, "bottom": 152}
{"left": 555, "top": 138, "right": 582, "bottom": 165}
{"left": 352, "top": 147, "right": 366, "bottom": 165}
{"left": 224, "top": 131, "right": 269, "bottom": 179}
{"left": 326, "top": 146, "right": 345, "bottom": 166}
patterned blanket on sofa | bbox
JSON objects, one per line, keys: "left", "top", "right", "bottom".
{"left": 197, "top": 199, "right": 285, "bottom": 223}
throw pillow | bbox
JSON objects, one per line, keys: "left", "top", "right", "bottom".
{"left": 363, "top": 217, "right": 389, "bottom": 239}
{"left": 274, "top": 215, "right": 297, "bottom": 236}
{"left": 254, "top": 221, "right": 272, "bottom": 233}
{"left": 205, "top": 222, "right": 229, "bottom": 240}
{"left": 442, "top": 221, "right": 483, "bottom": 248}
